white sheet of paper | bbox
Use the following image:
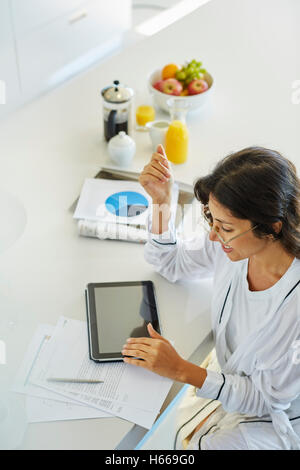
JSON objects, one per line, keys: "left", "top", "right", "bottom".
{"left": 73, "top": 179, "right": 152, "bottom": 226}
{"left": 26, "top": 395, "right": 111, "bottom": 423}
{"left": 12, "top": 323, "right": 111, "bottom": 421}
{"left": 30, "top": 317, "right": 173, "bottom": 429}
{"left": 12, "top": 324, "right": 74, "bottom": 402}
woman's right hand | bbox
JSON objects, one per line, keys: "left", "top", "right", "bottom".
{"left": 139, "top": 144, "right": 173, "bottom": 205}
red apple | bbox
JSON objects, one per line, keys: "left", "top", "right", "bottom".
{"left": 187, "top": 79, "right": 209, "bottom": 95}
{"left": 161, "top": 78, "right": 183, "bottom": 96}
{"left": 153, "top": 80, "right": 164, "bottom": 92}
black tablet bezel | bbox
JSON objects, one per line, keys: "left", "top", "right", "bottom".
{"left": 85, "top": 281, "right": 160, "bottom": 362}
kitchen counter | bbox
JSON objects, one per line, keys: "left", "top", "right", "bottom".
{"left": 0, "top": 0, "right": 300, "bottom": 450}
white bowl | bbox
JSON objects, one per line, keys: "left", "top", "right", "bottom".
{"left": 148, "top": 68, "right": 214, "bottom": 114}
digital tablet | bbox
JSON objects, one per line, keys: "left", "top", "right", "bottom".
{"left": 85, "top": 281, "right": 161, "bottom": 362}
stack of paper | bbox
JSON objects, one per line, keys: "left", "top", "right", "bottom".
{"left": 12, "top": 318, "right": 173, "bottom": 428}
{"left": 73, "top": 178, "right": 179, "bottom": 244}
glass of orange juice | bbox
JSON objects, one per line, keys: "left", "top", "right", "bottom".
{"left": 136, "top": 105, "right": 155, "bottom": 130}
{"left": 165, "top": 120, "right": 189, "bottom": 164}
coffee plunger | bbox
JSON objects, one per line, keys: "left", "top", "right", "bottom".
{"left": 101, "top": 80, "right": 134, "bottom": 142}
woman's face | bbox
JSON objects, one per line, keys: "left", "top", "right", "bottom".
{"left": 208, "top": 193, "right": 268, "bottom": 261}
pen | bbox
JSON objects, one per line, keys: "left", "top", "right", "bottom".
{"left": 47, "top": 378, "right": 104, "bottom": 384}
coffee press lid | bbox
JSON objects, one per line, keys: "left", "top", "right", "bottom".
{"left": 102, "top": 80, "right": 134, "bottom": 103}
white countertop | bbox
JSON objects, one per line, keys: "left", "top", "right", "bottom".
{"left": 0, "top": 0, "right": 300, "bottom": 450}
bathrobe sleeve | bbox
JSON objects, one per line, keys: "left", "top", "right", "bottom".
{"left": 197, "top": 315, "right": 300, "bottom": 418}
{"left": 144, "top": 216, "right": 219, "bottom": 283}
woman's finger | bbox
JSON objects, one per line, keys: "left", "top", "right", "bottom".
{"left": 157, "top": 144, "right": 168, "bottom": 160}
{"left": 149, "top": 160, "right": 171, "bottom": 178}
{"left": 126, "top": 336, "right": 156, "bottom": 346}
{"left": 147, "top": 323, "right": 169, "bottom": 343}
{"left": 123, "top": 342, "right": 151, "bottom": 354}
{"left": 151, "top": 152, "right": 171, "bottom": 170}
{"left": 123, "top": 357, "right": 148, "bottom": 368}
{"left": 122, "top": 347, "right": 148, "bottom": 360}
{"left": 143, "top": 167, "right": 169, "bottom": 182}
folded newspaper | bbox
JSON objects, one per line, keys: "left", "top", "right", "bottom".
{"left": 74, "top": 178, "right": 179, "bottom": 243}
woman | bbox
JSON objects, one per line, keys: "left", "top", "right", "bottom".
{"left": 122, "top": 145, "right": 300, "bottom": 450}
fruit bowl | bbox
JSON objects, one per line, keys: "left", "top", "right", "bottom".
{"left": 148, "top": 68, "right": 214, "bottom": 114}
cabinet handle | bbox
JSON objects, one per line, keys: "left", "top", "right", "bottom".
{"left": 69, "top": 9, "right": 88, "bottom": 25}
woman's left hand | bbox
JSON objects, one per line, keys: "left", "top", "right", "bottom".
{"left": 122, "top": 323, "right": 185, "bottom": 381}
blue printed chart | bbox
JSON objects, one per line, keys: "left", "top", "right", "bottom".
{"left": 73, "top": 179, "right": 151, "bottom": 226}
{"left": 105, "top": 191, "right": 148, "bottom": 218}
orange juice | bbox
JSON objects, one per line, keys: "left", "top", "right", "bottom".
{"left": 165, "top": 120, "right": 189, "bottom": 164}
{"left": 136, "top": 105, "right": 155, "bottom": 126}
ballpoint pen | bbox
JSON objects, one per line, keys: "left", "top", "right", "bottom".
{"left": 47, "top": 377, "right": 104, "bottom": 384}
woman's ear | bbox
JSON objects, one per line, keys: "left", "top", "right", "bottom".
{"left": 266, "top": 220, "right": 283, "bottom": 240}
{"left": 272, "top": 221, "right": 283, "bottom": 235}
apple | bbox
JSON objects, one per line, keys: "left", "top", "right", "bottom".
{"left": 161, "top": 78, "right": 183, "bottom": 96}
{"left": 187, "top": 79, "right": 209, "bottom": 95}
{"left": 153, "top": 80, "right": 164, "bottom": 92}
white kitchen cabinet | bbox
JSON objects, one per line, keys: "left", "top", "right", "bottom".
{"left": 0, "top": 0, "right": 21, "bottom": 118}
{"left": 17, "top": 0, "right": 131, "bottom": 96}
{"left": 11, "top": 0, "right": 89, "bottom": 37}
{"left": 0, "top": 0, "right": 131, "bottom": 118}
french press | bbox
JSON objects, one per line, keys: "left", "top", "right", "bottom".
{"left": 101, "top": 80, "right": 134, "bottom": 142}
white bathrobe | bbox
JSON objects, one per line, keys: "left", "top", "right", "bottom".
{"left": 144, "top": 221, "right": 300, "bottom": 450}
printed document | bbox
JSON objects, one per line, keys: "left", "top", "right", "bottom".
{"left": 30, "top": 317, "right": 173, "bottom": 428}
{"left": 12, "top": 324, "right": 110, "bottom": 422}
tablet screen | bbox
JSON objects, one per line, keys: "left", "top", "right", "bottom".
{"left": 86, "top": 281, "right": 160, "bottom": 361}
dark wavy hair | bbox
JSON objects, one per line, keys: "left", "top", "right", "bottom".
{"left": 194, "top": 146, "right": 300, "bottom": 259}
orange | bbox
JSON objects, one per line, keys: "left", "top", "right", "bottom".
{"left": 180, "top": 89, "right": 189, "bottom": 96}
{"left": 162, "top": 63, "right": 180, "bottom": 80}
